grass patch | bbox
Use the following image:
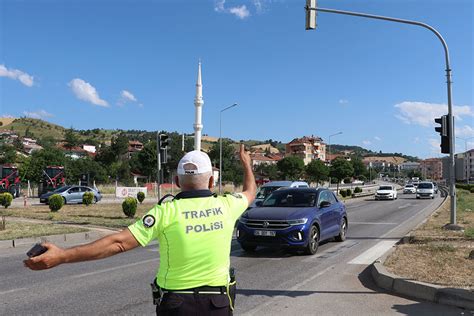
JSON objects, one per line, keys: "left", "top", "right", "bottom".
{"left": 385, "top": 188, "right": 474, "bottom": 288}
{"left": 0, "top": 221, "right": 88, "bottom": 240}
{"left": 0, "top": 202, "right": 158, "bottom": 228}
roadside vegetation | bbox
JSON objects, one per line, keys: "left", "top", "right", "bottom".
{"left": 385, "top": 188, "right": 474, "bottom": 288}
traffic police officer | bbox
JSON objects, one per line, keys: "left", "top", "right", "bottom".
{"left": 24, "top": 144, "right": 256, "bottom": 315}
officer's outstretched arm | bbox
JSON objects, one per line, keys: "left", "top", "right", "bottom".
{"left": 24, "top": 229, "right": 139, "bottom": 270}
{"left": 239, "top": 144, "right": 256, "bottom": 206}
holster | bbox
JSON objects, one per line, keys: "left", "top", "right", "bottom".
{"left": 227, "top": 267, "right": 237, "bottom": 311}
{"left": 151, "top": 279, "right": 164, "bottom": 306}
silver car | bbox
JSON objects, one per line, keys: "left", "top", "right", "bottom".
{"left": 40, "top": 185, "right": 102, "bottom": 204}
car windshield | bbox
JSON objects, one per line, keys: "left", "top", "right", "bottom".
{"left": 418, "top": 183, "right": 433, "bottom": 189}
{"left": 256, "top": 186, "right": 282, "bottom": 199}
{"left": 53, "top": 186, "right": 69, "bottom": 193}
{"left": 405, "top": 185, "right": 414, "bottom": 188}
{"left": 262, "top": 190, "right": 317, "bottom": 207}
{"left": 379, "top": 186, "right": 393, "bottom": 191}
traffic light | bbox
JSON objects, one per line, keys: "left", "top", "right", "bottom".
{"left": 434, "top": 115, "right": 450, "bottom": 154}
{"left": 159, "top": 134, "right": 169, "bottom": 150}
{"left": 305, "top": 0, "right": 317, "bottom": 30}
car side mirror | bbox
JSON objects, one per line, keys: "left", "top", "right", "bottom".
{"left": 319, "top": 201, "right": 331, "bottom": 208}
{"left": 255, "top": 201, "right": 263, "bottom": 207}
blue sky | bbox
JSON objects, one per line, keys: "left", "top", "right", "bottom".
{"left": 0, "top": 0, "right": 472, "bottom": 158}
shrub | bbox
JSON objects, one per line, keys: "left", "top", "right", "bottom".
{"left": 0, "top": 193, "right": 13, "bottom": 209}
{"left": 343, "top": 177, "right": 351, "bottom": 184}
{"left": 122, "top": 197, "right": 138, "bottom": 218}
{"left": 48, "top": 194, "right": 64, "bottom": 212}
{"left": 470, "top": 187, "right": 474, "bottom": 194}
{"left": 340, "top": 190, "right": 347, "bottom": 197}
{"left": 354, "top": 186, "right": 362, "bottom": 194}
{"left": 83, "top": 192, "right": 94, "bottom": 206}
{"left": 346, "top": 189, "right": 352, "bottom": 196}
{"left": 137, "top": 192, "right": 145, "bottom": 204}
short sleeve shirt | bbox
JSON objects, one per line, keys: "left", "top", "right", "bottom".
{"left": 128, "top": 190, "right": 248, "bottom": 290}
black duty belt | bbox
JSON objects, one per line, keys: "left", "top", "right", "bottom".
{"left": 162, "top": 285, "right": 227, "bottom": 295}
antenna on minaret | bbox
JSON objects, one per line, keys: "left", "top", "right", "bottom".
{"left": 194, "top": 60, "right": 204, "bottom": 151}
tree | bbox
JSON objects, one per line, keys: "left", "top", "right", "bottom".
{"left": 305, "top": 159, "right": 329, "bottom": 187}
{"left": 255, "top": 163, "right": 279, "bottom": 180}
{"left": 277, "top": 156, "right": 305, "bottom": 180}
{"left": 0, "top": 144, "right": 17, "bottom": 164}
{"left": 208, "top": 140, "right": 241, "bottom": 185}
{"left": 351, "top": 157, "right": 368, "bottom": 178}
{"left": 64, "top": 128, "right": 80, "bottom": 149}
{"left": 330, "top": 157, "right": 354, "bottom": 195}
{"left": 111, "top": 134, "right": 129, "bottom": 157}
{"left": 21, "top": 148, "right": 66, "bottom": 183}
{"left": 65, "top": 157, "right": 108, "bottom": 183}
{"left": 136, "top": 141, "right": 157, "bottom": 181}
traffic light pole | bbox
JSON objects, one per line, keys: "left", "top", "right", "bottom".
{"left": 306, "top": 5, "right": 457, "bottom": 226}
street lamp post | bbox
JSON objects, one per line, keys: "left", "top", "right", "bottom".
{"left": 327, "top": 131, "right": 342, "bottom": 187}
{"left": 456, "top": 136, "right": 474, "bottom": 152}
{"left": 219, "top": 103, "right": 238, "bottom": 194}
{"left": 305, "top": 2, "right": 458, "bottom": 226}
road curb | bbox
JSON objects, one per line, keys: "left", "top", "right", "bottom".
{"left": 370, "top": 193, "right": 474, "bottom": 311}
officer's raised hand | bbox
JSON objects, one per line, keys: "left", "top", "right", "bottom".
{"left": 239, "top": 143, "right": 256, "bottom": 207}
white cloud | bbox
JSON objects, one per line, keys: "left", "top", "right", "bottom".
{"left": 68, "top": 78, "right": 108, "bottom": 107}
{"left": 362, "top": 140, "right": 371, "bottom": 146}
{"left": 214, "top": 1, "right": 250, "bottom": 19}
{"left": 374, "top": 136, "right": 381, "bottom": 141}
{"left": 456, "top": 125, "right": 474, "bottom": 138}
{"left": 23, "top": 109, "right": 54, "bottom": 120}
{"left": 229, "top": 5, "right": 250, "bottom": 19}
{"left": 394, "top": 101, "right": 473, "bottom": 127}
{"left": 1, "top": 114, "right": 15, "bottom": 118}
{"left": 121, "top": 90, "right": 137, "bottom": 102}
{"left": 0, "top": 64, "right": 34, "bottom": 87}
{"left": 253, "top": 0, "right": 263, "bottom": 13}
{"left": 339, "top": 99, "right": 349, "bottom": 105}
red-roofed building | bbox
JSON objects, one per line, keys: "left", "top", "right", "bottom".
{"left": 285, "top": 135, "right": 326, "bottom": 165}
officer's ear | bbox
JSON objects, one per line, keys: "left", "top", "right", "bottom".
{"left": 175, "top": 176, "right": 181, "bottom": 188}
{"left": 208, "top": 176, "right": 214, "bottom": 190}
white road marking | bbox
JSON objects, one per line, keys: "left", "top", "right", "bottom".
{"left": 398, "top": 203, "right": 412, "bottom": 209}
{"left": 350, "top": 221, "right": 397, "bottom": 225}
{"left": 70, "top": 258, "right": 158, "bottom": 279}
{"left": 0, "top": 287, "right": 27, "bottom": 295}
{"left": 348, "top": 240, "right": 397, "bottom": 265}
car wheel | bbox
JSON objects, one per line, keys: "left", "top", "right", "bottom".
{"left": 240, "top": 243, "right": 257, "bottom": 252}
{"left": 304, "top": 225, "right": 320, "bottom": 255}
{"left": 63, "top": 197, "right": 67, "bottom": 205}
{"left": 94, "top": 196, "right": 98, "bottom": 203}
{"left": 335, "top": 218, "right": 347, "bottom": 242}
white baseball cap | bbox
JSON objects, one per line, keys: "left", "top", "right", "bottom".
{"left": 177, "top": 150, "right": 213, "bottom": 175}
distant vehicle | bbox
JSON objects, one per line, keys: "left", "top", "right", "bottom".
{"left": 237, "top": 188, "right": 347, "bottom": 255}
{"left": 249, "top": 180, "right": 309, "bottom": 208}
{"left": 433, "top": 182, "right": 439, "bottom": 194}
{"left": 40, "top": 185, "right": 102, "bottom": 204}
{"left": 416, "top": 182, "right": 435, "bottom": 199}
{"left": 0, "top": 165, "right": 21, "bottom": 198}
{"left": 39, "top": 166, "right": 66, "bottom": 195}
{"left": 352, "top": 180, "right": 365, "bottom": 185}
{"left": 403, "top": 184, "right": 416, "bottom": 194}
{"left": 375, "top": 185, "right": 397, "bottom": 200}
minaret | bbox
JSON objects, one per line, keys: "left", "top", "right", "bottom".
{"left": 194, "top": 61, "right": 204, "bottom": 151}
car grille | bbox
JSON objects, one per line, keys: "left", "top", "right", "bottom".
{"left": 245, "top": 219, "right": 290, "bottom": 230}
{"left": 377, "top": 193, "right": 390, "bottom": 196}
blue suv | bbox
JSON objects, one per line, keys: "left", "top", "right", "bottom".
{"left": 237, "top": 188, "right": 348, "bottom": 255}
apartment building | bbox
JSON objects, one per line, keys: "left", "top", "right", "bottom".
{"left": 285, "top": 136, "right": 326, "bottom": 165}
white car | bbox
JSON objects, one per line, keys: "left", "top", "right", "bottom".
{"left": 375, "top": 185, "right": 397, "bottom": 200}
{"left": 416, "top": 182, "right": 435, "bottom": 199}
{"left": 403, "top": 184, "right": 416, "bottom": 194}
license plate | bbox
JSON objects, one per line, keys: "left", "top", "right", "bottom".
{"left": 254, "top": 230, "right": 276, "bottom": 237}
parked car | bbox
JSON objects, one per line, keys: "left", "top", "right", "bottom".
{"left": 375, "top": 185, "right": 397, "bottom": 200}
{"left": 416, "top": 182, "right": 435, "bottom": 199}
{"left": 403, "top": 184, "right": 416, "bottom": 194}
{"left": 249, "top": 180, "right": 309, "bottom": 208}
{"left": 40, "top": 185, "right": 102, "bottom": 204}
{"left": 237, "top": 188, "right": 347, "bottom": 255}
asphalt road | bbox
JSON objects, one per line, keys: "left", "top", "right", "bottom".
{"left": 0, "top": 193, "right": 468, "bottom": 315}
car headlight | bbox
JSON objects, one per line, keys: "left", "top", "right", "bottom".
{"left": 238, "top": 216, "right": 248, "bottom": 224}
{"left": 287, "top": 218, "right": 308, "bottom": 226}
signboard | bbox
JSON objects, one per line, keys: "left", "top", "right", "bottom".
{"left": 116, "top": 187, "right": 147, "bottom": 198}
